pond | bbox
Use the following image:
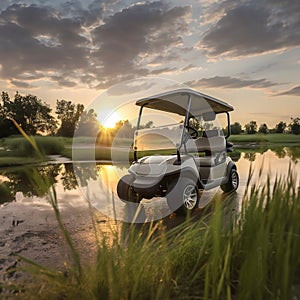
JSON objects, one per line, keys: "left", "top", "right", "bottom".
{"left": 0, "top": 146, "right": 299, "bottom": 222}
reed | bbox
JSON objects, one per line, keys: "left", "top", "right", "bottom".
{"left": 3, "top": 136, "right": 64, "bottom": 157}
{"left": 6, "top": 168, "right": 297, "bottom": 300}
{"left": 2, "top": 122, "right": 300, "bottom": 299}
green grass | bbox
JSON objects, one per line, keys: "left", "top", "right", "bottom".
{"left": 229, "top": 133, "right": 300, "bottom": 145}
{"left": 3, "top": 167, "right": 299, "bottom": 299}
{"left": 0, "top": 136, "right": 66, "bottom": 166}
{"left": 67, "top": 146, "right": 177, "bottom": 161}
{"left": 0, "top": 156, "right": 40, "bottom": 167}
{"left": 1, "top": 133, "right": 299, "bottom": 166}
{"left": 3, "top": 136, "right": 65, "bottom": 156}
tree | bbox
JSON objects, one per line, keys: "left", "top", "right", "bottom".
{"left": 0, "top": 92, "right": 57, "bottom": 137}
{"left": 288, "top": 117, "right": 300, "bottom": 135}
{"left": 274, "top": 121, "right": 286, "bottom": 134}
{"left": 244, "top": 121, "right": 257, "bottom": 134}
{"left": 0, "top": 92, "right": 17, "bottom": 137}
{"left": 258, "top": 123, "right": 269, "bottom": 134}
{"left": 75, "top": 109, "right": 99, "bottom": 136}
{"left": 56, "top": 100, "right": 84, "bottom": 137}
{"left": 230, "top": 122, "right": 242, "bottom": 135}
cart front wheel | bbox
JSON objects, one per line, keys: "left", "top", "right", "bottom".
{"left": 167, "top": 177, "right": 199, "bottom": 214}
{"left": 117, "top": 174, "right": 140, "bottom": 203}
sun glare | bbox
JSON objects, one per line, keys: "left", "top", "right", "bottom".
{"left": 103, "top": 112, "right": 120, "bottom": 128}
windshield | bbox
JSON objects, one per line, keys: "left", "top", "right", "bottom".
{"left": 134, "top": 123, "right": 184, "bottom": 151}
{"left": 134, "top": 95, "right": 227, "bottom": 154}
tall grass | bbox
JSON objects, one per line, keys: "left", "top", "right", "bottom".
{"left": 2, "top": 124, "right": 299, "bottom": 299}
{"left": 3, "top": 168, "right": 297, "bottom": 300}
{"left": 3, "top": 136, "right": 64, "bottom": 157}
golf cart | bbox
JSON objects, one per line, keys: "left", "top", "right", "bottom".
{"left": 117, "top": 89, "right": 239, "bottom": 214}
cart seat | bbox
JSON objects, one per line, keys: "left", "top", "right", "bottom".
{"left": 186, "top": 130, "right": 226, "bottom": 153}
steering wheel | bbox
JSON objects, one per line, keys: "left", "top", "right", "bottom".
{"left": 186, "top": 126, "right": 199, "bottom": 139}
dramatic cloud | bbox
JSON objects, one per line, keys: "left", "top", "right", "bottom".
{"left": 276, "top": 86, "right": 300, "bottom": 97}
{"left": 201, "top": 0, "right": 300, "bottom": 57}
{"left": 186, "top": 76, "right": 278, "bottom": 89}
{"left": 58, "top": 0, "right": 103, "bottom": 26}
{"left": 0, "top": 4, "right": 90, "bottom": 86}
{"left": 10, "top": 79, "right": 34, "bottom": 88}
{"left": 0, "top": 2, "right": 191, "bottom": 89}
{"left": 91, "top": 2, "right": 191, "bottom": 87}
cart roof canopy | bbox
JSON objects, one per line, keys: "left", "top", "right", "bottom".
{"left": 135, "top": 88, "right": 233, "bottom": 116}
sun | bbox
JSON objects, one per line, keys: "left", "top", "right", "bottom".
{"left": 103, "top": 112, "right": 121, "bottom": 129}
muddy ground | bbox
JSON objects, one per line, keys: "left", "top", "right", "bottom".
{"left": 0, "top": 191, "right": 111, "bottom": 295}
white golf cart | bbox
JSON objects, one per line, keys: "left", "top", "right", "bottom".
{"left": 117, "top": 89, "right": 239, "bottom": 214}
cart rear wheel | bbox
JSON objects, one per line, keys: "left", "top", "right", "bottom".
{"left": 221, "top": 169, "right": 239, "bottom": 193}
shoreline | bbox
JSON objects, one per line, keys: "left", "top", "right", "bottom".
{"left": 0, "top": 193, "right": 108, "bottom": 290}
{"left": 0, "top": 142, "right": 299, "bottom": 168}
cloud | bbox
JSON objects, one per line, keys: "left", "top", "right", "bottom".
{"left": 0, "top": 4, "right": 89, "bottom": 85}
{"left": 91, "top": 2, "right": 191, "bottom": 87}
{"left": 59, "top": 0, "right": 103, "bottom": 26}
{"left": 276, "top": 86, "right": 300, "bottom": 97}
{"left": 181, "top": 64, "right": 197, "bottom": 72}
{"left": 150, "top": 67, "right": 177, "bottom": 75}
{"left": 50, "top": 75, "right": 77, "bottom": 87}
{"left": 10, "top": 79, "right": 35, "bottom": 88}
{"left": 201, "top": 0, "right": 300, "bottom": 57}
{"left": 186, "top": 76, "right": 278, "bottom": 89}
{"left": 0, "top": 2, "right": 191, "bottom": 90}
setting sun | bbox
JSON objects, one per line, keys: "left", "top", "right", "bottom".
{"left": 103, "top": 111, "right": 121, "bottom": 128}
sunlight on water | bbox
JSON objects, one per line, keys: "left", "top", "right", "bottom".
{"left": 97, "top": 164, "right": 127, "bottom": 192}
{"left": 1, "top": 148, "right": 299, "bottom": 222}
{"left": 236, "top": 149, "right": 299, "bottom": 185}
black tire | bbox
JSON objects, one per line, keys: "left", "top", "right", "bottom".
{"left": 221, "top": 168, "right": 239, "bottom": 193}
{"left": 167, "top": 177, "right": 199, "bottom": 214}
{"left": 117, "top": 174, "right": 139, "bottom": 203}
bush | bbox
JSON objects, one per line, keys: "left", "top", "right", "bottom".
{"left": 3, "top": 136, "right": 65, "bottom": 157}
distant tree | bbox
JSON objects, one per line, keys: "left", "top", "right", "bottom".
{"left": 288, "top": 117, "right": 300, "bottom": 135}
{"left": 274, "top": 121, "right": 287, "bottom": 134}
{"left": 56, "top": 100, "right": 84, "bottom": 137}
{"left": 111, "top": 120, "right": 135, "bottom": 138}
{"left": 244, "top": 121, "right": 257, "bottom": 134}
{"left": 0, "top": 92, "right": 17, "bottom": 137}
{"left": 96, "top": 120, "right": 135, "bottom": 146}
{"left": 258, "top": 123, "right": 269, "bottom": 134}
{"left": 187, "top": 117, "right": 214, "bottom": 132}
{"left": 139, "top": 120, "right": 154, "bottom": 129}
{"left": 75, "top": 109, "right": 99, "bottom": 136}
{"left": 230, "top": 122, "right": 242, "bottom": 135}
{"left": 0, "top": 92, "right": 57, "bottom": 137}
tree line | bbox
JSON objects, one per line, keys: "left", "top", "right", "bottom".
{"left": 1, "top": 91, "right": 299, "bottom": 138}
{"left": 0, "top": 92, "right": 99, "bottom": 138}
{"left": 230, "top": 119, "right": 300, "bottom": 135}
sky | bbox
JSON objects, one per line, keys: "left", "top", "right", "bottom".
{"left": 0, "top": 0, "right": 300, "bottom": 128}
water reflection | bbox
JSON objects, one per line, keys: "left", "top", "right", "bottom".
{"left": 0, "top": 163, "right": 97, "bottom": 204}
{"left": 285, "top": 147, "right": 300, "bottom": 162}
{"left": 229, "top": 146, "right": 300, "bottom": 163}
{"left": 243, "top": 152, "right": 256, "bottom": 162}
{"left": 1, "top": 146, "right": 299, "bottom": 216}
